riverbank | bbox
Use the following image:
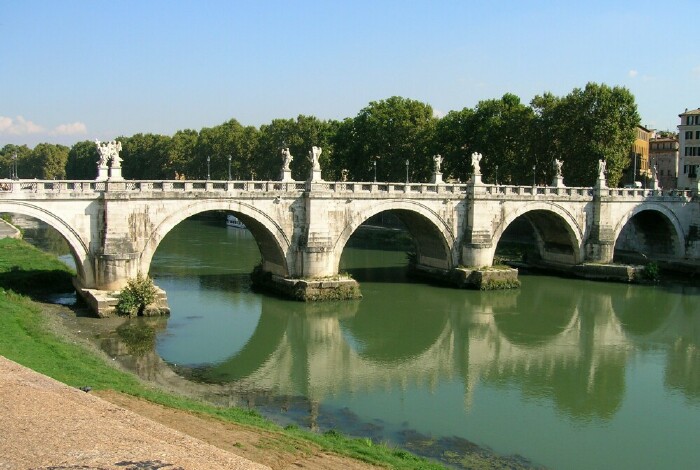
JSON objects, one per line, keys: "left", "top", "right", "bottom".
{"left": 0, "top": 238, "right": 440, "bottom": 469}
{"left": 0, "top": 238, "right": 542, "bottom": 469}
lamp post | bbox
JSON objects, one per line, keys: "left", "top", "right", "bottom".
{"left": 206, "top": 156, "right": 211, "bottom": 180}
{"left": 405, "top": 159, "right": 410, "bottom": 184}
{"left": 495, "top": 165, "right": 498, "bottom": 186}
{"left": 371, "top": 156, "right": 379, "bottom": 182}
{"left": 532, "top": 164, "right": 536, "bottom": 187}
{"left": 12, "top": 152, "right": 18, "bottom": 180}
{"left": 227, "top": 155, "right": 232, "bottom": 181}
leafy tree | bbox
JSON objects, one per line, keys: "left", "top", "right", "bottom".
{"left": 25, "top": 143, "right": 69, "bottom": 179}
{"left": 333, "top": 96, "right": 436, "bottom": 182}
{"left": 433, "top": 108, "right": 476, "bottom": 182}
{"left": 167, "top": 129, "right": 199, "bottom": 179}
{"left": 255, "top": 115, "right": 335, "bottom": 181}
{"left": 532, "top": 83, "right": 639, "bottom": 187}
{"left": 438, "top": 94, "right": 536, "bottom": 185}
{"left": 0, "top": 144, "right": 31, "bottom": 179}
{"left": 196, "top": 119, "right": 259, "bottom": 180}
{"left": 66, "top": 140, "right": 99, "bottom": 179}
{"left": 118, "top": 134, "right": 172, "bottom": 179}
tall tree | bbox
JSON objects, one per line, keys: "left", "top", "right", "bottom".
{"left": 532, "top": 83, "right": 640, "bottom": 187}
{"left": 474, "top": 94, "right": 536, "bottom": 185}
{"left": 66, "top": 140, "right": 99, "bottom": 179}
{"left": 0, "top": 144, "right": 31, "bottom": 179}
{"left": 433, "top": 107, "right": 476, "bottom": 182}
{"left": 196, "top": 119, "right": 259, "bottom": 180}
{"left": 333, "top": 96, "right": 436, "bottom": 182}
{"left": 167, "top": 129, "right": 199, "bottom": 179}
{"left": 118, "top": 134, "right": 172, "bottom": 179}
{"left": 25, "top": 143, "right": 69, "bottom": 179}
{"left": 436, "top": 94, "right": 536, "bottom": 185}
{"left": 255, "top": 115, "right": 335, "bottom": 181}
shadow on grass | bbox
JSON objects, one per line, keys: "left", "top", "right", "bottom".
{"left": 0, "top": 267, "right": 75, "bottom": 298}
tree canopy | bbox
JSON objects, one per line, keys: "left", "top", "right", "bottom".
{"left": 4, "top": 83, "right": 641, "bottom": 188}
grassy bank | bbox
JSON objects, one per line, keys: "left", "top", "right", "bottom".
{"left": 0, "top": 238, "right": 442, "bottom": 469}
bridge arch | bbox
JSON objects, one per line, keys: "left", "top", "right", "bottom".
{"left": 139, "top": 200, "right": 292, "bottom": 277}
{"left": 491, "top": 202, "right": 585, "bottom": 265}
{"left": 332, "top": 200, "right": 457, "bottom": 273}
{"left": 0, "top": 201, "right": 94, "bottom": 287}
{"left": 612, "top": 204, "right": 685, "bottom": 261}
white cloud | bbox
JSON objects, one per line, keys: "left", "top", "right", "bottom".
{"left": 433, "top": 109, "right": 445, "bottom": 119}
{"left": 628, "top": 69, "right": 638, "bottom": 78}
{"left": 0, "top": 115, "right": 44, "bottom": 135}
{"left": 50, "top": 122, "right": 88, "bottom": 136}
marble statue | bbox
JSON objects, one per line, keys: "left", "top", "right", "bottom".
{"left": 471, "top": 152, "right": 482, "bottom": 174}
{"left": 109, "top": 140, "right": 123, "bottom": 169}
{"left": 281, "top": 147, "right": 293, "bottom": 171}
{"left": 433, "top": 154, "right": 443, "bottom": 173}
{"left": 553, "top": 159, "right": 563, "bottom": 177}
{"left": 598, "top": 159, "right": 606, "bottom": 179}
{"left": 308, "top": 146, "right": 322, "bottom": 171}
{"left": 95, "top": 139, "right": 110, "bottom": 167}
{"left": 95, "top": 139, "right": 122, "bottom": 168}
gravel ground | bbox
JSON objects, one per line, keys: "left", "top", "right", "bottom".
{"left": 0, "top": 356, "right": 269, "bottom": 470}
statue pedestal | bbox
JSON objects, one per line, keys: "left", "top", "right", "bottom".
{"left": 96, "top": 167, "right": 109, "bottom": 182}
{"left": 431, "top": 172, "right": 443, "bottom": 184}
{"left": 595, "top": 177, "right": 607, "bottom": 190}
{"left": 472, "top": 174, "right": 482, "bottom": 185}
{"left": 308, "top": 169, "right": 323, "bottom": 182}
{"left": 109, "top": 168, "right": 124, "bottom": 181}
{"left": 552, "top": 176, "right": 565, "bottom": 188}
{"left": 280, "top": 169, "right": 294, "bottom": 182}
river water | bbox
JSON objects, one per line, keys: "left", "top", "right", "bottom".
{"left": 20, "top": 216, "right": 700, "bottom": 469}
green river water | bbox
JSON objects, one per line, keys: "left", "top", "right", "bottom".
{"left": 25, "top": 216, "right": 700, "bottom": 469}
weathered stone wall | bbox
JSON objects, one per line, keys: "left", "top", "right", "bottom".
{"left": 1, "top": 179, "right": 698, "bottom": 300}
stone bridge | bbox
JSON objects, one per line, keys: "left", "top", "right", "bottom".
{"left": 0, "top": 175, "right": 698, "bottom": 303}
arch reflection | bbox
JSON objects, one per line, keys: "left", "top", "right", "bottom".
{"left": 99, "top": 215, "right": 700, "bottom": 426}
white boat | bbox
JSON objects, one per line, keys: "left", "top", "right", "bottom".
{"left": 226, "top": 214, "right": 246, "bottom": 229}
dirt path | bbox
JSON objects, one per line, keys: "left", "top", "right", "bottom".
{"left": 96, "top": 390, "right": 381, "bottom": 470}
{"left": 0, "top": 356, "right": 380, "bottom": 470}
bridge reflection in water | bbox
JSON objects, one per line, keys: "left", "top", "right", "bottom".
{"left": 89, "top": 217, "right": 699, "bottom": 469}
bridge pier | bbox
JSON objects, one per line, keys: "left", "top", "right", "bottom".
{"left": 584, "top": 188, "right": 618, "bottom": 264}
{"left": 94, "top": 253, "right": 141, "bottom": 291}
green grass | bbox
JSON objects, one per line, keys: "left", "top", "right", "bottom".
{"left": 0, "top": 238, "right": 444, "bottom": 469}
{"left": 0, "top": 238, "right": 74, "bottom": 294}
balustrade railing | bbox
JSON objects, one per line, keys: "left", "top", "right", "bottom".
{"left": 484, "top": 184, "right": 593, "bottom": 198}
{"left": 0, "top": 178, "right": 694, "bottom": 201}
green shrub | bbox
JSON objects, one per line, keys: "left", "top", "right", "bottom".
{"left": 115, "top": 272, "right": 157, "bottom": 316}
{"left": 642, "top": 262, "right": 660, "bottom": 281}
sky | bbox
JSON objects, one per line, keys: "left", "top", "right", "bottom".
{"left": 1, "top": 0, "right": 699, "bottom": 148}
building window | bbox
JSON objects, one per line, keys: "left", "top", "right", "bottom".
{"left": 696, "top": 130, "right": 700, "bottom": 139}
{"left": 687, "top": 131, "right": 694, "bottom": 140}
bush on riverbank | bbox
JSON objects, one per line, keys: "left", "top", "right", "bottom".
{"left": 115, "top": 273, "right": 157, "bottom": 316}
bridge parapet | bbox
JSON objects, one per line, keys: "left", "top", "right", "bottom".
{"left": 313, "top": 181, "right": 468, "bottom": 198}
{"left": 598, "top": 187, "right": 693, "bottom": 202}
{"left": 480, "top": 184, "right": 593, "bottom": 200}
{"left": 0, "top": 179, "right": 309, "bottom": 198}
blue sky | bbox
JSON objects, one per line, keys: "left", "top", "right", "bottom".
{"left": 2, "top": 0, "right": 698, "bottom": 147}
